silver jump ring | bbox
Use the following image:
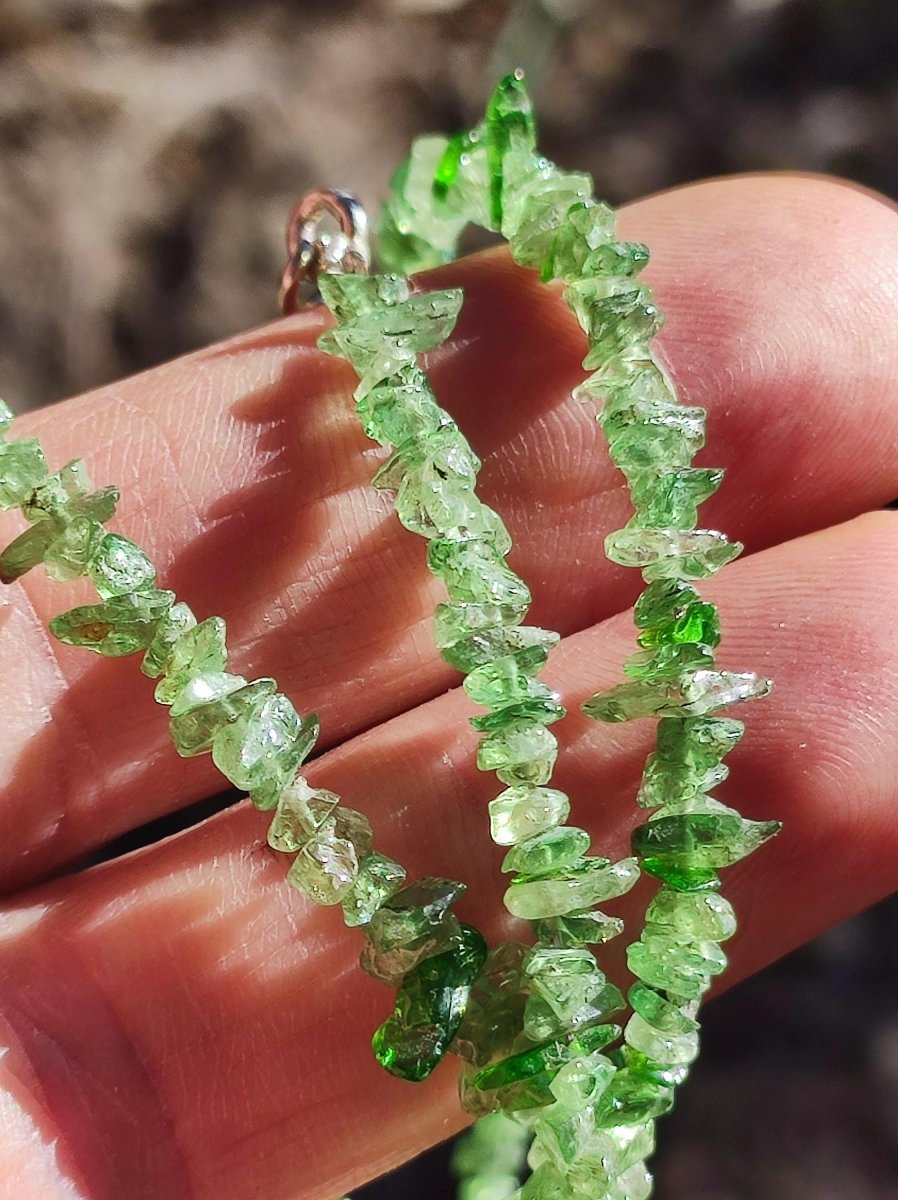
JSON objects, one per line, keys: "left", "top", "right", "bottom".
{"left": 279, "top": 189, "right": 370, "bottom": 315}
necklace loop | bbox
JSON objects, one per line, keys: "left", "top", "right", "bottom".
{"left": 279, "top": 189, "right": 370, "bottom": 315}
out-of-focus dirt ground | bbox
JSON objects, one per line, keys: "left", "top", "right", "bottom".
{"left": 2, "top": 1, "right": 898, "bottom": 1197}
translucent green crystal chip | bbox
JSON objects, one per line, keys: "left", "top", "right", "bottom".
{"left": 428, "top": 538, "right": 531, "bottom": 611}
{"left": 473, "top": 1021, "right": 619, "bottom": 1092}
{"left": 594, "top": 1069, "right": 675, "bottom": 1128}
{"left": 396, "top": 473, "right": 512, "bottom": 548}
{"left": 656, "top": 714, "right": 745, "bottom": 766}
{"left": 623, "top": 641, "right": 715, "bottom": 683}
{"left": 372, "top": 425, "right": 480, "bottom": 493}
{"left": 49, "top": 589, "right": 175, "bottom": 656}
{"left": 141, "top": 601, "right": 197, "bottom": 678}
{"left": 624, "top": 1011, "right": 699, "bottom": 1066}
{"left": 642, "top": 862, "right": 721, "bottom": 891}
{"left": 548, "top": 1051, "right": 616, "bottom": 1111}
{"left": 501, "top": 827, "right": 590, "bottom": 877}
{"left": 21, "top": 458, "right": 89, "bottom": 520}
{"left": 463, "top": 649, "right": 551, "bottom": 707}
{"left": 565, "top": 279, "right": 663, "bottom": 362}
{"left": 154, "top": 616, "right": 228, "bottom": 703}
{"left": 451, "top": 941, "right": 527, "bottom": 1067}
{"left": 447, "top": 625, "right": 559, "bottom": 675}
{"left": 644, "top": 890, "right": 737, "bottom": 941}
{"left": 434, "top": 600, "right": 531, "bottom": 651}
{"left": 582, "top": 668, "right": 771, "bottom": 722}
{"left": 506, "top": 168, "right": 594, "bottom": 268}
{"left": 361, "top": 913, "right": 464, "bottom": 986}
{"left": 372, "top": 922, "right": 488, "bottom": 1081}
{"left": 0, "top": 520, "right": 54, "bottom": 583}
{"left": 580, "top": 350, "right": 674, "bottom": 403}
{"left": 341, "top": 852, "right": 407, "bottom": 928}
{"left": 377, "top": 203, "right": 449, "bottom": 276}
{"left": 320, "top": 288, "right": 464, "bottom": 367}
{"left": 287, "top": 817, "right": 363, "bottom": 906}
{"left": 267, "top": 778, "right": 339, "bottom": 853}
{"left": 471, "top": 696, "right": 565, "bottom": 734}
{"left": 542, "top": 200, "right": 616, "bottom": 281}
{"left": 524, "top": 948, "right": 624, "bottom": 1037}
{"left": 169, "top": 675, "right": 275, "bottom": 757}
{"left": 533, "top": 910, "right": 625, "bottom": 948}
{"left": 484, "top": 69, "right": 537, "bottom": 230}
{"left": 477, "top": 723, "right": 558, "bottom": 786}
{"left": 517, "top": 1163, "right": 568, "bottom": 1200}
{"left": 504, "top": 857, "right": 640, "bottom": 920}
{"left": 355, "top": 367, "right": 445, "bottom": 446}
{"left": 636, "top": 715, "right": 745, "bottom": 808}
{"left": 451, "top": 1111, "right": 529, "bottom": 1200}
{"left": 432, "top": 129, "right": 474, "bottom": 202}
{"left": 88, "top": 533, "right": 156, "bottom": 599}
{"left": 368, "top": 877, "right": 467, "bottom": 952}
{"left": 634, "top": 578, "right": 720, "bottom": 646}
{"left": 0, "top": 438, "right": 48, "bottom": 508}
{"left": 378, "top": 133, "right": 474, "bottom": 273}
{"left": 627, "top": 934, "right": 727, "bottom": 1000}
{"left": 69, "top": 485, "right": 120, "bottom": 526}
{"left": 317, "top": 271, "right": 410, "bottom": 321}
{"left": 43, "top": 515, "right": 105, "bottom": 581}
{"left": 488, "top": 786, "right": 571, "bottom": 846}
{"left": 628, "top": 982, "right": 698, "bottom": 1037}
{"left": 628, "top": 466, "right": 724, "bottom": 530}
{"left": 461, "top": 1061, "right": 556, "bottom": 1117}
{"left": 212, "top": 692, "right": 319, "bottom": 809}
{"left": 605, "top": 527, "right": 742, "bottom": 580}
{"left": 632, "top": 811, "right": 781, "bottom": 870}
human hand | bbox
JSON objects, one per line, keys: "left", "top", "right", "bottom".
{"left": 1, "top": 174, "right": 897, "bottom": 1200}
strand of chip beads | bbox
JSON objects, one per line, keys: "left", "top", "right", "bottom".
{"left": 335, "top": 71, "right": 780, "bottom": 1200}
{"left": 280, "top": 193, "right": 641, "bottom": 1101}
{"left": 0, "top": 331, "right": 491, "bottom": 1086}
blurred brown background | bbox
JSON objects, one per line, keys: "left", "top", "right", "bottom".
{"left": 2, "top": 1, "right": 898, "bottom": 1197}
{"left": 2, "top": 0, "right": 898, "bottom": 410}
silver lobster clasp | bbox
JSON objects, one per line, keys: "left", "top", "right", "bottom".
{"left": 279, "top": 188, "right": 370, "bottom": 315}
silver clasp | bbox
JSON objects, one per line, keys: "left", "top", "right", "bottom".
{"left": 279, "top": 189, "right": 370, "bottom": 315}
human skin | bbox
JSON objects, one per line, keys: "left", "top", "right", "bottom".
{"left": 0, "top": 174, "right": 897, "bottom": 1200}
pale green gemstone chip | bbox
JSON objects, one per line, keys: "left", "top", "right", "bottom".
{"left": 504, "top": 857, "right": 640, "bottom": 920}
{"left": 154, "top": 616, "right": 228, "bottom": 704}
{"left": 141, "top": 601, "right": 198, "bottom": 678}
{"left": 0, "top": 521, "right": 55, "bottom": 583}
{"left": 583, "top": 669, "right": 771, "bottom": 722}
{"left": 88, "top": 532, "right": 157, "bottom": 599}
{"left": 477, "top": 723, "right": 558, "bottom": 785}
{"left": 44, "top": 516, "right": 105, "bottom": 581}
{"left": 341, "top": 852, "right": 407, "bottom": 927}
{"left": 644, "top": 889, "right": 737, "bottom": 941}
{"left": 267, "top": 778, "right": 339, "bottom": 854}
{"left": 169, "top": 675, "right": 275, "bottom": 757}
{"left": 50, "top": 589, "right": 175, "bottom": 656}
{"left": 488, "top": 786, "right": 571, "bottom": 846}
{"left": 501, "top": 827, "right": 590, "bottom": 877}
{"left": 533, "top": 910, "right": 625, "bottom": 948}
{"left": 287, "top": 823, "right": 361, "bottom": 906}
{"left": 0, "top": 438, "right": 49, "bottom": 509}
{"left": 548, "top": 1052, "right": 616, "bottom": 1110}
{"left": 624, "top": 1011, "right": 700, "bottom": 1066}
{"left": 212, "top": 692, "right": 319, "bottom": 809}
{"left": 628, "top": 982, "right": 698, "bottom": 1037}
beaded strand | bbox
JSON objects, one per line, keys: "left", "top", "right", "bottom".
{"left": 364, "top": 71, "right": 780, "bottom": 1200}
{"left": 0, "top": 398, "right": 489, "bottom": 1084}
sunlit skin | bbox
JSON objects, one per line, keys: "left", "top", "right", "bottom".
{"left": 1, "top": 174, "right": 898, "bottom": 1199}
